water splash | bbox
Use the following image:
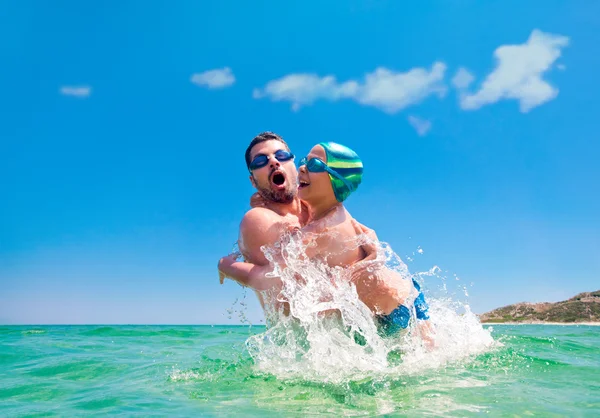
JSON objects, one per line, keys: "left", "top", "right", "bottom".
{"left": 223, "top": 241, "right": 255, "bottom": 326}
{"left": 21, "top": 329, "right": 46, "bottom": 335}
{"left": 245, "top": 231, "right": 497, "bottom": 383}
{"left": 225, "top": 289, "right": 253, "bottom": 326}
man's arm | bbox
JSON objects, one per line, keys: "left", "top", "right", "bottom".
{"left": 217, "top": 208, "right": 286, "bottom": 290}
{"left": 238, "top": 208, "right": 287, "bottom": 265}
{"left": 218, "top": 255, "right": 279, "bottom": 290}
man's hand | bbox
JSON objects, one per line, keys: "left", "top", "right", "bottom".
{"left": 218, "top": 253, "right": 241, "bottom": 284}
{"left": 347, "top": 219, "right": 386, "bottom": 286}
{"left": 351, "top": 219, "right": 378, "bottom": 244}
{"left": 351, "top": 218, "right": 381, "bottom": 263}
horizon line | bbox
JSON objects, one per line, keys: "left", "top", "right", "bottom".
{"left": 0, "top": 323, "right": 262, "bottom": 326}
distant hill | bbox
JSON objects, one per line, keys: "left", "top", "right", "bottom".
{"left": 479, "top": 290, "right": 600, "bottom": 323}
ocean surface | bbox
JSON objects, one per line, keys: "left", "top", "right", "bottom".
{"left": 1, "top": 324, "right": 599, "bottom": 417}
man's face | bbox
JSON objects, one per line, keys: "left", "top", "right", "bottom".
{"left": 248, "top": 140, "right": 298, "bottom": 204}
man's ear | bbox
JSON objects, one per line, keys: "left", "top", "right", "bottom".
{"left": 249, "top": 173, "right": 257, "bottom": 189}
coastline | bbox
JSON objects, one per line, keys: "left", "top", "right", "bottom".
{"left": 481, "top": 321, "right": 600, "bottom": 326}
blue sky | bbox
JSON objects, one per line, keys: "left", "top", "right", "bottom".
{"left": 1, "top": 1, "right": 599, "bottom": 324}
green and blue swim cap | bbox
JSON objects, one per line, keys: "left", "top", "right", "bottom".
{"left": 319, "top": 142, "right": 363, "bottom": 202}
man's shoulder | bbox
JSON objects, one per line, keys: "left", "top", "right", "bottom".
{"left": 240, "top": 207, "right": 285, "bottom": 235}
{"left": 239, "top": 208, "right": 287, "bottom": 263}
{"left": 241, "top": 207, "right": 279, "bottom": 226}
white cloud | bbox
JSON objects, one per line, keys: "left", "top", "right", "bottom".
{"left": 452, "top": 67, "right": 475, "bottom": 90}
{"left": 252, "top": 74, "right": 358, "bottom": 109}
{"left": 460, "top": 30, "right": 569, "bottom": 113}
{"left": 253, "top": 62, "right": 447, "bottom": 114}
{"left": 407, "top": 115, "right": 432, "bottom": 137}
{"left": 60, "top": 85, "right": 91, "bottom": 98}
{"left": 191, "top": 67, "right": 235, "bottom": 89}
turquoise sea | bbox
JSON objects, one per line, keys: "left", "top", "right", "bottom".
{"left": 1, "top": 324, "right": 599, "bottom": 417}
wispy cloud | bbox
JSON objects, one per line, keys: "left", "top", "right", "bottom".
{"left": 459, "top": 30, "right": 569, "bottom": 113}
{"left": 191, "top": 67, "right": 235, "bottom": 89}
{"left": 407, "top": 115, "right": 432, "bottom": 137}
{"left": 253, "top": 62, "right": 447, "bottom": 114}
{"left": 451, "top": 67, "right": 475, "bottom": 90}
{"left": 60, "top": 85, "right": 91, "bottom": 98}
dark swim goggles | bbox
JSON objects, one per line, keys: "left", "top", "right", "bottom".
{"left": 249, "top": 150, "right": 294, "bottom": 171}
{"left": 298, "top": 157, "right": 355, "bottom": 191}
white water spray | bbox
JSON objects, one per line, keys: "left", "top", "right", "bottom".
{"left": 245, "top": 231, "right": 497, "bottom": 383}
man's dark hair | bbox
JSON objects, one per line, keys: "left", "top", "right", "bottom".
{"left": 245, "top": 131, "right": 290, "bottom": 169}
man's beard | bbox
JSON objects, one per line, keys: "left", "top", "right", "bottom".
{"left": 257, "top": 177, "right": 297, "bottom": 204}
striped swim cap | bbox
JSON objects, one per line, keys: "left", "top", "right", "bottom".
{"left": 319, "top": 142, "right": 363, "bottom": 202}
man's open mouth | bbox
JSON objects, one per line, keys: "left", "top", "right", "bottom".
{"left": 270, "top": 170, "right": 286, "bottom": 188}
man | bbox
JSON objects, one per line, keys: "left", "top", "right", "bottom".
{"left": 218, "top": 131, "right": 308, "bottom": 311}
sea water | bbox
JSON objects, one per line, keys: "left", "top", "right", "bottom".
{"left": 1, "top": 325, "right": 599, "bottom": 416}
{"left": 2, "top": 235, "right": 599, "bottom": 416}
